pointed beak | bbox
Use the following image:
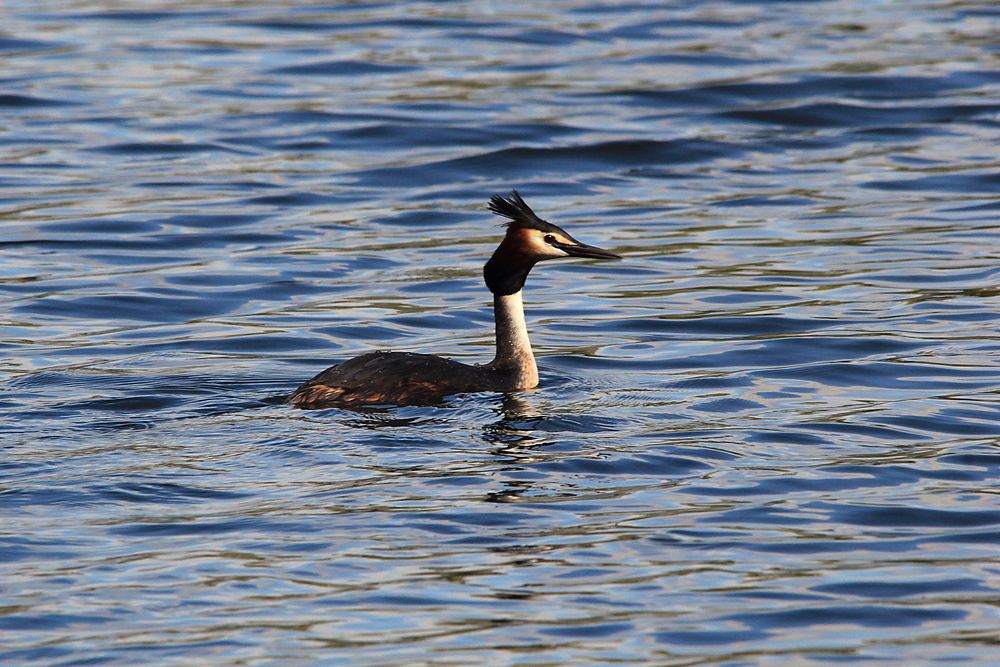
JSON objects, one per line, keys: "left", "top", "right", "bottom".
{"left": 553, "top": 240, "right": 621, "bottom": 260}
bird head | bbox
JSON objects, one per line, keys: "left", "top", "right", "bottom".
{"left": 484, "top": 191, "right": 620, "bottom": 295}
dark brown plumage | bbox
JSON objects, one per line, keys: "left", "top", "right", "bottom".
{"left": 289, "top": 351, "right": 491, "bottom": 406}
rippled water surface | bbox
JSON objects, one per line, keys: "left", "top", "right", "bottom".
{"left": 3, "top": 0, "right": 1000, "bottom": 663}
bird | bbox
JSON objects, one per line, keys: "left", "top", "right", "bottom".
{"left": 288, "top": 191, "right": 620, "bottom": 407}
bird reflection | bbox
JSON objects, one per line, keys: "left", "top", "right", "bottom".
{"left": 480, "top": 393, "right": 563, "bottom": 504}
{"left": 482, "top": 393, "right": 549, "bottom": 454}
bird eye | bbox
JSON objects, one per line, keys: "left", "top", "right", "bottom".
{"left": 544, "top": 234, "right": 556, "bottom": 244}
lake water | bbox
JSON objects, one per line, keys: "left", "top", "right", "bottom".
{"left": 2, "top": 0, "right": 999, "bottom": 663}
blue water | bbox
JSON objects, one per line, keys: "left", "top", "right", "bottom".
{"left": 3, "top": 0, "right": 1000, "bottom": 663}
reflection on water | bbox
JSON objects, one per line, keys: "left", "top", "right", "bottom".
{"left": 2, "top": 0, "right": 1000, "bottom": 664}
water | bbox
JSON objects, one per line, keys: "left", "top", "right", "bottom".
{"left": 2, "top": 0, "right": 999, "bottom": 663}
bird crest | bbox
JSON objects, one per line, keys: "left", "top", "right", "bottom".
{"left": 488, "top": 191, "right": 563, "bottom": 234}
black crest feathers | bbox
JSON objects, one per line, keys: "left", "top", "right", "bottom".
{"left": 488, "top": 191, "right": 561, "bottom": 233}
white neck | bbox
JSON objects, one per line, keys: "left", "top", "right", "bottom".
{"left": 490, "top": 291, "right": 538, "bottom": 390}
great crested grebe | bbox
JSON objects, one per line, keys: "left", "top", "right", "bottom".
{"left": 288, "top": 191, "right": 620, "bottom": 407}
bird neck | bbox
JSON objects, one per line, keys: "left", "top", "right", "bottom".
{"left": 490, "top": 290, "right": 538, "bottom": 390}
